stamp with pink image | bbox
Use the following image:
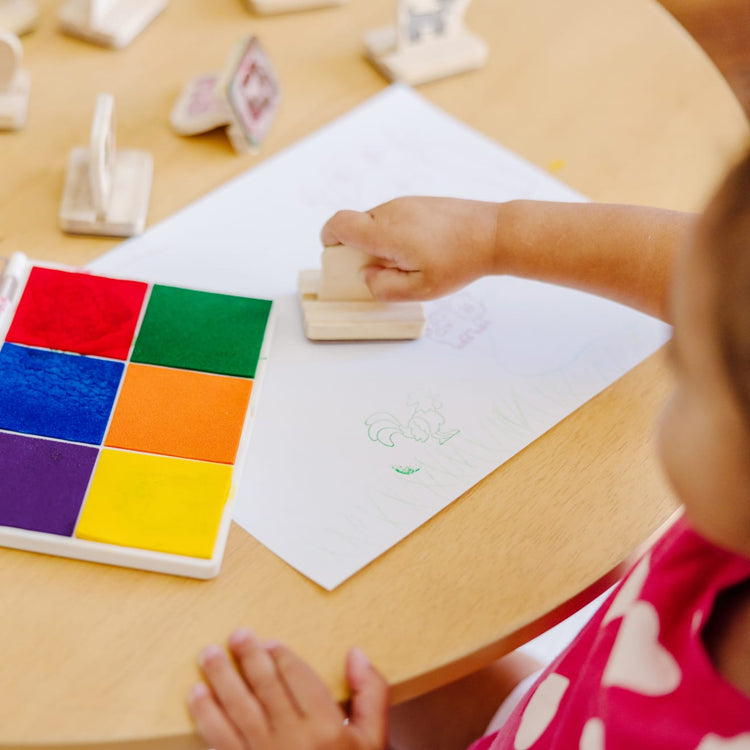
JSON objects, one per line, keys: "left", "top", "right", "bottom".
{"left": 223, "top": 37, "right": 282, "bottom": 153}
{"left": 170, "top": 37, "right": 281, "bottom": 155}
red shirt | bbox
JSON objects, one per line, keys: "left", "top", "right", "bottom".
{"left": 470, "top": 516, "right": 750, "bottom": 750}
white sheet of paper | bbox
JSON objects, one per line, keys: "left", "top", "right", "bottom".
{"left": 90, "top": 84, "right": 670, "bottom": 590}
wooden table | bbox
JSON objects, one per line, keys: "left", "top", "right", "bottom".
{"left": 0, "top": 0, "right": 747, "bottom": 747}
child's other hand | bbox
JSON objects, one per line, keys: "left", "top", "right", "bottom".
{"left": 320, "top": 197, "right": 501, "bottom": 301}
{"left": 188, "top": 629, "right": 389, "bottom": 750}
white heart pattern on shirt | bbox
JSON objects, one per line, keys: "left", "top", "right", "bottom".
{"left": 602, "top": 600, "right": 681, "bottom": 695}
{"left": 579, "top": 718, "right": 605, "bottom": 750}
{"left": 514, "top": 673, "right": 570, "bottom": 750}
{"left": 602, "top": 552, "right": 651, "bottom": 625}
{"left": 697, "top": 734, "right": 750, "bottom": 749}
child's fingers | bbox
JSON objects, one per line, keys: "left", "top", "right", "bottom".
{"left": 266, "top": 642, "right": 345, "bottom": 723}
{"left": 227, "top": 628, "right": 298, "bottom": 724}
{"left": 198, "top": 644, "right": 269, "bottom": 741}
{"left": 320, "top": 209, "right": 376, "bottom": 250}
{"left": 364, "top": 266, "right": 426, "bottom": 301}
{"left": 346, "top": 647, "right": 389, "bottom": 749}
{"left": 187, "top": 682, "right": 247, "bottom": 750}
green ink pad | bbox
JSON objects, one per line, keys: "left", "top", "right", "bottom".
{"left": 132, "top": 285, "right": 272, "bottom": 378}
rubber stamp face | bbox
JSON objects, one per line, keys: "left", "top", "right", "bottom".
{"left": 225, "top": 37, "right": 281, "bottom": 150}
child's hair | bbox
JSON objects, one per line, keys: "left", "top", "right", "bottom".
{"left": 708, "top": 146, "right": 750, "bottom": 433}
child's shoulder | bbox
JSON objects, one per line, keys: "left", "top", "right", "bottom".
{"left": 628, "top": 516, "right": 750, "bottom": 700}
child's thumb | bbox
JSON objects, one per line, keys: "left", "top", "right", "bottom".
{"left": 346, "top": 647, "right": 389, "bottom": 749}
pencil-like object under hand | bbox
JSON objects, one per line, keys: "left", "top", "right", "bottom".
{"left": 0, "top": 251, "right": 28, "bottom": 337}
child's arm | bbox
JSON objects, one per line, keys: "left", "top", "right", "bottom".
{"left": 188, "top": 629, "right": 389, "bottom": 750}
{"left": 320, "top": 198, "right": 697, "bottom": 323}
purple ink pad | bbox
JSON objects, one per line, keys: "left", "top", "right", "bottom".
{"left": 0, "top": 432, "right": 98, "bottom": 536}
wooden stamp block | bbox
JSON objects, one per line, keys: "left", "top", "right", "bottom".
{"left": 0, "top": 30, "right": 29, "bottom": 130}
{"left": 58, "top": 0, "right": 168, "bottom": 49}
{"left": 317, "top": 245, "right": 376, "bottom": 302}
{"left": 169, "top": 73, "right": 232, "bottom": 137}
{"left": 59, "top": 93, "right": 153, "bottom": 237}
{"left": 245, "top": 0, "right": 347, "bottom": 15}
{"left": 170, "top": 36, "right": 281, "bottom": 155}
{"left": 364, "top": 0, "right": 487, "bottom": 86}
{"left": 0, "top": 0, "right": 39, "bottom": 36}
{"left": 300, "top": 245, "right": 426, "bottom": 341}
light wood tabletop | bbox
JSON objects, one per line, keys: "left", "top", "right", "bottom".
{"left": 0, "top": 0, "right": 748, "bottom": 747}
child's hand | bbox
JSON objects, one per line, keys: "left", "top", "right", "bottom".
{"left": 188, "top": 628, "right": 389, "bottom": 750}
{"left": 320, "top": 197, "right": 501, "bottom": 301}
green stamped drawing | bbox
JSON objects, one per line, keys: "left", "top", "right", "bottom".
{"left": 392, "top": 465, "right": 421, "bottom": 475}
{"left": 366, "top": 396, "right": 460, "bottom": 448}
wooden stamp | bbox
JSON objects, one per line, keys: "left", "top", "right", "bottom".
{"left": 299, "top": 245, "right": 426, "bottom": 341}
{"left": 364, "top": 0, "right": 488, "bottom": 86}
{"left": 59, "top": 93, "right": 153, "bottom": 237}
{"left": 0, "top": 30, "right": 29, "bottom": 131}
{"left": 169, "top": 73, "right": 231, "bottom": 139}
{"left": 244, "top": 0, "right": 347, "bottom": 15}
{"left": 58, "top": 0, "right": 168, "bottom": 49}
{"left": 0, "top": 0, "right": 39, "bottom": 36}
{"left": 170, "top": 36, "right": 281, "bottom": 155}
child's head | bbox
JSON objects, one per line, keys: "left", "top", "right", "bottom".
{"left": 658, "top": 147, "right": 750, "bottom": 554}
{"left": 707, "top": 150, "right": 750, "bottom": 427}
